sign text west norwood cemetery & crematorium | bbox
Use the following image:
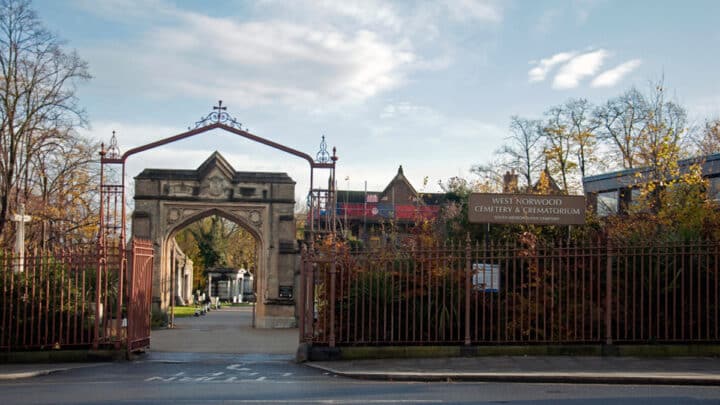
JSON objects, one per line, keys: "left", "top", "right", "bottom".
{"left": 468, "top": 193, "right": 585, "bottom": 225}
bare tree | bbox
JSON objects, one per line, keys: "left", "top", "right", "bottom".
{"left": 26, "top": 133, "right": 99, "bottom": 247}
{"left": 0, "top": 0, "right": 90, "bottom": 240}
{"left": 637, "top": 80, "right": 688, "bottom": 169}
{"left": 694, "top": 118, "right": 720, "bottom": 155}
{"left": 564, "top": 98, "right": 599, "bottom": 179}
{"left": 542, "top": 105, "right": 577, "bottom": 193}
{"left": 473, "top": 116, "right": 543, "bottom": 191}
{"left": 504, "top": 116, "right": 544, "bottom": 188}
{"left": 594, "top": 87, "right": 647, "bottom": 170}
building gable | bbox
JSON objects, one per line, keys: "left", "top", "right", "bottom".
{"left": 380, "top": 165, "right": 420, "bottom": 204}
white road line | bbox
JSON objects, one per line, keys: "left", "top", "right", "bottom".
{"left": 227, "top": 364, "right": 249, "bottom": 371}
{"left": 145, "top": 372, "right": 185, "bottom": 382}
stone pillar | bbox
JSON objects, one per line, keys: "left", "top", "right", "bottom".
{"left": 12, "top": 204, "right": 31, "bottom": 274}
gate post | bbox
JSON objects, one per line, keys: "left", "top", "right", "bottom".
{"left": 605, "top": 241, "right": 613, "bottom": 345}
{"left": 465, "top": 234, "right": 471, "bottom": 345}
{"left": 302, "top": 242, "right": 315, "bottom": 343}
{"left": 299, "top": 244, "right": 307, "bottom": 342}
{"left": 328, "top": 245, "right": 337, "bottom": 348}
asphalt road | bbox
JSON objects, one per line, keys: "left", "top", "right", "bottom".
{"left": 3, "top": 307, "right": 720, "bottom": 404}
{"left": 3, "top": 355, "right": 720, "bottom": 405}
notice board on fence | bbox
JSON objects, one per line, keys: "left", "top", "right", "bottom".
{"left": 472, "top": 263, "right": 500, "bottom": 292}
{"left": 468, "top": 193, "right": 585, "bottom": 225}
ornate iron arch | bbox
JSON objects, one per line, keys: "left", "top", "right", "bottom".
{"left": 98, "top": 101, "right": 337, "bottom": 255}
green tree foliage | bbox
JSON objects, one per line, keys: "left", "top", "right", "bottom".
{"left": 174, "top": 215, "right": 257, "bottom": 290}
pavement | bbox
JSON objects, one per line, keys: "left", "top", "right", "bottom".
{"left": 2, "top": 305, "right": 719, "bottom": 385}
{"left": 0, "top": 362, "right": 106, "bottom": 380}
{"left": 150, "top": 305, "right": 297, "bottom": 354}
{"left": 306, "top": 355, "right": 720, "bottom": 386}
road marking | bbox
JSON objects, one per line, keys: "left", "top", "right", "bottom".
{"left": 144, "top": 369, "right": 311, "bottom": 384}
{"left": 145, "top": 372, "right": 185, "bottom": 382}
{"left": 227, "top": 364, "right": 250, "bottom": 371}
{"left": 196, "top": 372, "right": 225, "bottom": 382}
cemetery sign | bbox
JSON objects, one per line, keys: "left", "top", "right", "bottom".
{"left": 469, "top": 193, "right": 585, "bottom": 225}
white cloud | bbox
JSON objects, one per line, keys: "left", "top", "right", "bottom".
{"left": 308, "top": 0, "right": 404, "bottom": 32}
{"left": 591, "top": 59, "right": 642, "bottom": 88}
{"left": 71, "top": 0, "right": 497, "bottom": 111}
{"left": 85, "top": 15, "right": 415, "bottom": 108}
{"left": 528, "top": 51, "right": 578, "bottom": 83}
{"left": 552, "top": 49, "right": 608, "bottom": 89}
{"left": 529, "top": 49, "right": 644, "bottom": 90}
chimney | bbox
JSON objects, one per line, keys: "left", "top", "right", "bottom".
{"left": 503, "top": 170, "right": 518, "bottom": 193}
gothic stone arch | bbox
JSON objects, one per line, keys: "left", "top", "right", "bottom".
{"left": 131, "top": 151, "right": 298, "bottom": 328}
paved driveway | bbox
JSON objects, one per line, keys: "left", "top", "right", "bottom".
{"left": 150, "top": 306, "right": 299, "bottom": 354}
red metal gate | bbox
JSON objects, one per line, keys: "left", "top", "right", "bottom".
{"left": 127, "top": 238, "right": 154, "bottom": 353}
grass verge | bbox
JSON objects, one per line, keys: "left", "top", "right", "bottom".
{"left": 171, "top": 306, "right": 200, "bottom": 318}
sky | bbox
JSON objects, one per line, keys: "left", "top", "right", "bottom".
{"left": 34, "top": 0, "right": 720, "bottom": 204}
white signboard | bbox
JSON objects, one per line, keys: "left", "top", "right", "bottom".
{"left": 472, "top": 263, "right": 500, "bottom": 292}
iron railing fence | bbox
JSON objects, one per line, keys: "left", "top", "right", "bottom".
{"left": 0, "top": 244, "right": 127, "bottom": 351}
{"left": 301, "top": 238, "right": 720, "bottom": 347}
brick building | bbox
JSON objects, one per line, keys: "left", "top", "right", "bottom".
{"left": 334, "top": 166, "right": 445, "bottom": 242}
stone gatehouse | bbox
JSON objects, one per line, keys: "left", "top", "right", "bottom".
{"left": 131, "top": 151, "right": 298, "bottom": 328}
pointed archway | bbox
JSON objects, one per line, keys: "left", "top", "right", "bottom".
{"left": 132, "top": 152, "right": 297, "bottom": 327}
{"left": 98, "top": 102, "right": 338, "bottom": 333}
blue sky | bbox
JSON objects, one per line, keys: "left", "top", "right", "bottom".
{"left": 34, "top": 0, "right": 720, "bottom": 202}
